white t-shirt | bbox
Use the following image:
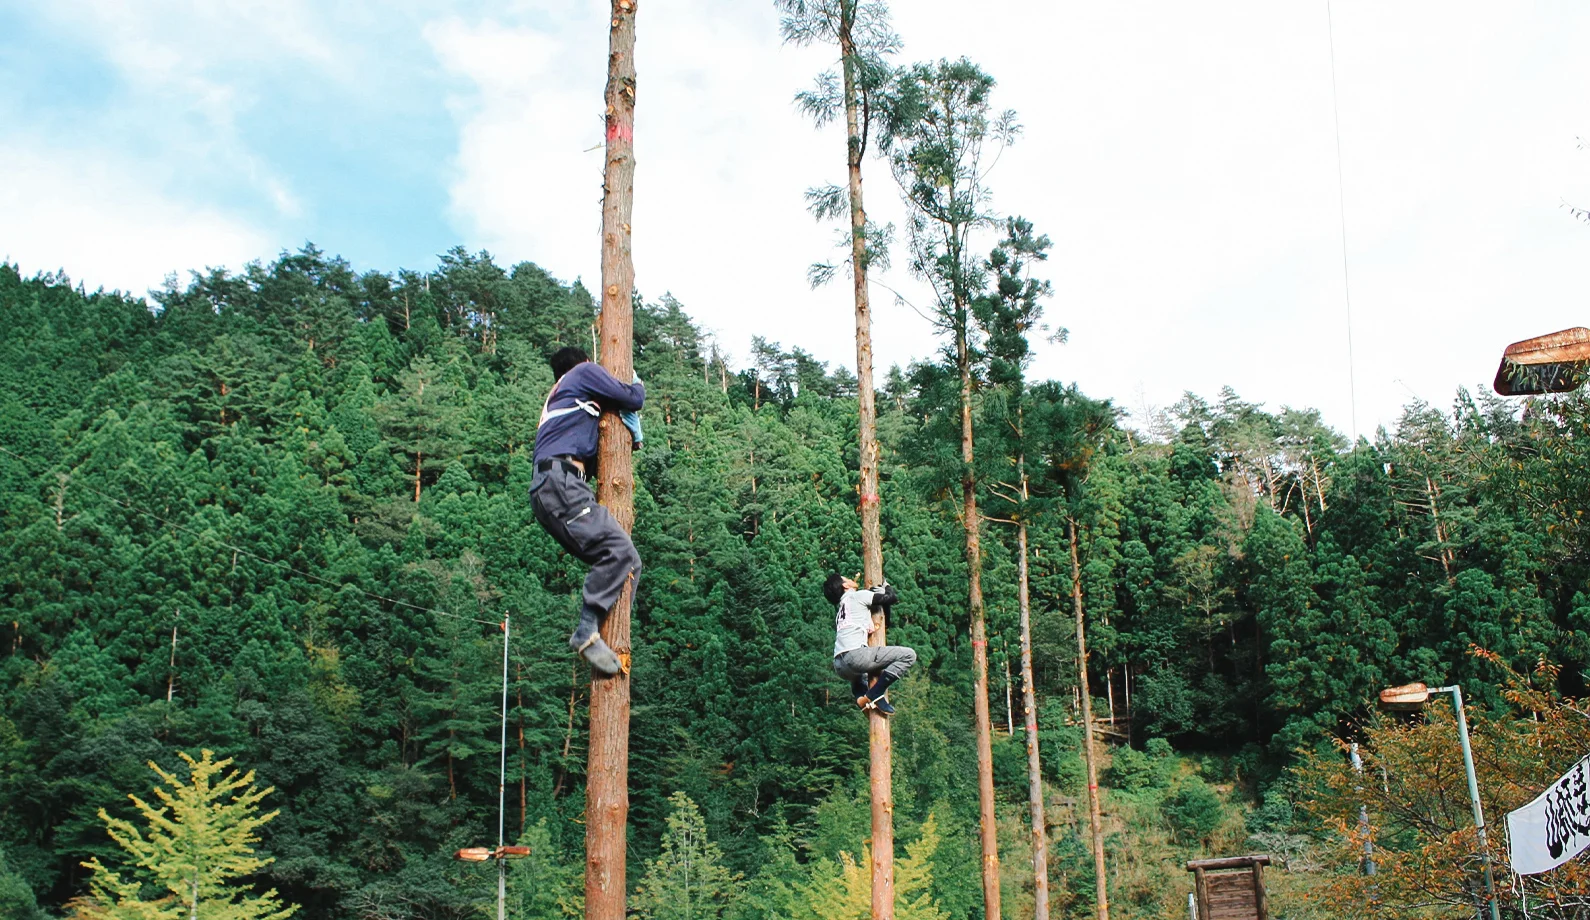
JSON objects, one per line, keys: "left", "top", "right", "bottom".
{"left": 833, "top": 589, "right": 878, "bottom": 657}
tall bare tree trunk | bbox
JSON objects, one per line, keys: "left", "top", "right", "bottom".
{"left": 1068, "top": 518, "right": 1108, "bottom": 920}
{"left": 1017, "top": 515, "right": 1048, "bottom": 920}
{"left": 1424, "top": 475, "right": 1456, "bottom": 586}
{"left": 166, "top": 619, "right": 179, "bottom": 703}
{"left": 960, "top": 329, "right": 1000, "bottom": 920}
{"left": 840, "top": 6, "right": 893, "bottom": 917}
{"left": 587, "top": 4, "right": 637, "bottom": 918}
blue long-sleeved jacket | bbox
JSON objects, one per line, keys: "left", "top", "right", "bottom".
{"left": 532, "top": 362, "right": 646, "bottom": 464}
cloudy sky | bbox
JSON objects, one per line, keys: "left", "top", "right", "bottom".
{"left": 3, "top": 1, "right": 1587, "bottom": 438}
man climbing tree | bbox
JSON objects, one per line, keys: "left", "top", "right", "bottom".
{"left": 824, "top": 573, "right": 914, "bottom": 714}
{"left": 777, "top": 2, "right": 901, "bottom": 916}
{"left": 530, "top": 346, "right": 644, "bottom": 677}
{"left": 588, "top": 2, "right": 640, "bottom": 918}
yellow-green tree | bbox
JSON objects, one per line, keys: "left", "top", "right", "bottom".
{"left": 894, "top": 815, "right": 949, "bottom": 920}
{"left": 79, "top": 750, "right": 296, "bottom": 920}
{"left": 793, "top": 815, "right": 948, "bottom": 920}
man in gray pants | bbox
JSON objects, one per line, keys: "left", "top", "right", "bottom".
{"left": 531, "top": 346, "right": 646, "bottom": 677}
{"left": 824, "top": 573, "right": 915, "bottom": 715}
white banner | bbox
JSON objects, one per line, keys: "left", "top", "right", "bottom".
{"left": 1508, "top": 752, "right": 1590, "bottom": 875}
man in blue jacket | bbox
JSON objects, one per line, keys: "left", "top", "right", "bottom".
{"left": 532, "top": 346, "right": 646, "bottom": 676}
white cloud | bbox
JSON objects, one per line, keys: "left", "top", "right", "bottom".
{"left": 425, "top": 2, "right": 859, "bottom": 364}
{"left": 9, "top": 0, "right": 1588, "bottom": 439}
{"left": 425, "top": 1, "right": 1590, "bottom": 437}
{"left": 0, "top": 145, "right": 268, "bottom": 297}
{"left": 425, "top": 15, "right": 605, "bottom": 281}
{"left": 20, "top": 0, "right": 367, "bottom": 221}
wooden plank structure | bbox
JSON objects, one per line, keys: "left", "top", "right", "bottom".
{"left": 1186, "top": 856, "right": 1270, "bottom": 920}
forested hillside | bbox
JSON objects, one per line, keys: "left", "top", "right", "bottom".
{"left": 2, "top": 248, "right": 1588, "bottom": 919}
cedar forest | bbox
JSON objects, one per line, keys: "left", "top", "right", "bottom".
{"left": 4, "top": 3, "right": 1590, "bottom": 920}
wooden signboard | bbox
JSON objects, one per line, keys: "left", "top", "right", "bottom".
{"left": 1186, "top": 855, "right": 1270, "bottom": 920}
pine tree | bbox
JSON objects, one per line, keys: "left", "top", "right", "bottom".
{"left": 0, "top": 845, "right": 44, "bottom": 920}
{"left": 80, "top": 750, "right": 296, "bottom": 920}
{"left": 373, "top": 354, "right": 466, "bottom": 503}
{"left": 883, "top": 57, "right": 1018, "bottom": 920}
{"left": 632, "top": 792, "right": 742, "bottom": 920}
{"left": 502, "top": 819, "right": 582, "bottom": 920}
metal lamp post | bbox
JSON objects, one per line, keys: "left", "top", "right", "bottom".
{"left": 1378, "top": 682, "right": 1500, "bottom": 920}
{"left": 456, "top": 846, "right": 532, "bottom": 920}
{"left": 454, "top": 615, "right": 524, "bottom": 920}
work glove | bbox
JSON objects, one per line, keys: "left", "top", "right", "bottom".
{"left": 624, "top": 372, "right": 644, "bottom": 449}
{"left": 621, "top": 410, "right": 644, "bottom": 450}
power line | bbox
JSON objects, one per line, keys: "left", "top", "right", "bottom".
{"left": 1327, "top": 0, "right": 1361, "bottom": 444}
{"left": 0, "top": 442, "right": 502, "bottom": 628}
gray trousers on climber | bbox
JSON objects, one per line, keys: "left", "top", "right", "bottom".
{"left": 531, "top": 459, "right": 641, "bottom": 676}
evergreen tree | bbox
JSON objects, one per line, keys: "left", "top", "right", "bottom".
{"left": 0, "top": 845, "right": 45, "bottom": 920}
{"left": 80, "top": 750, "right": 296, "bottom": 920}
{"left": 632, "top": 792, "right": 742, "bottom": 920}
{"left": 884, "top": 56, "right": 1018, "bottom": 920}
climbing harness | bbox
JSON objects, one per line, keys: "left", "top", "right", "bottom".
{"left": 538, "top": 379, "right": 601, "bottom": 429}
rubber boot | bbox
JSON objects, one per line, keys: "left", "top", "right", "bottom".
{"left": 570, "top": 604, "right": 622, "bottom": 676}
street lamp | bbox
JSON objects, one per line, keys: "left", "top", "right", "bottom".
{"left": 1377, "top": 682, "right": 1500, "bottom": 920}
{"left": 452, "top": 614, "right": 524, "bottom": 920}
{"left": 1493, "top": 327, "right": 1590, "bottom": 396}
{"left": 455, "top": 845, "right": 531, "bottom": 920}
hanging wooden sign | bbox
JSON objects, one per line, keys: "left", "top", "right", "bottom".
{"left": 1186, "top": 855, "right": 1270, "bottom": 920}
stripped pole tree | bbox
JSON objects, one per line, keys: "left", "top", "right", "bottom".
{"left": 976, "top": 218, "right": 1061, "bottom": 920}
{"left": 887, "top": 58, "right": 1018, "bottom": 920}
{"left": 588, "top": 2, "right": 637, "bottom": 919}
{"left": 1068, "top": 518, "right": 1109, "bottom": 920}
{"left": 777, "top": 3, "right": 899, "bottom": 918}
{"left": 1041, "top": 385, "right": 1118, "bottom": 920}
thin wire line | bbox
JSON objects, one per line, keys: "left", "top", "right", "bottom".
{"left": 0, "top": 442, "right": 501, "bottom": 627}
{"left": 1327, "top": 0, "right": 1361, "bottom": 444}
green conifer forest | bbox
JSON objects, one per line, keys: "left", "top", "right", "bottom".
{"left": 3, "top": 243, "right": 1588, "bottom": 917}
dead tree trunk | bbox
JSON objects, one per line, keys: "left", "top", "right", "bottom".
{"left": 960, "top": 325, "right": 1000, "bottom": 920}
{"left": 835, "top": 5, "right": 894, "bottom": 917}
{"left": 587, "top": 3, "right": 638, "bottom": 918}
{"left": 1069, "top": 518, "right": 1109, "bottom": 920}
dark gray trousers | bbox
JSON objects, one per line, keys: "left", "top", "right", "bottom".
{"left": 530, "top": 464, "right": 641, "bottom": 616}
